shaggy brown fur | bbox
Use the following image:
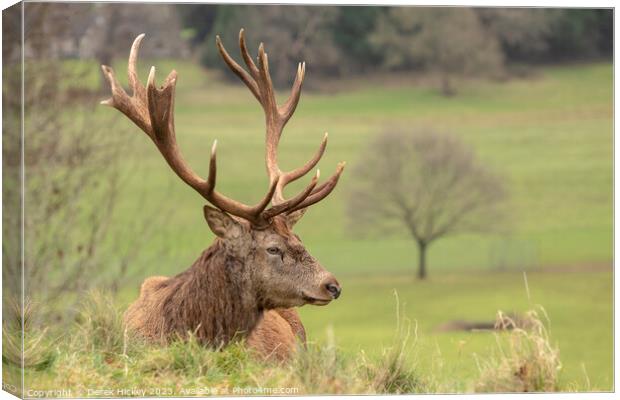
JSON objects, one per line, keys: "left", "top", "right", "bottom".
{"left": 125, "top": 244, "right": 301, "bottom": 359}
{"left": 247, "top": 310, "right": 302, "bottom": 360}
{"left": 125, "top": 213, "right": 339, "bottom": 361}
{"left": 125, "top": 242, "right": 260, "bottom": 346}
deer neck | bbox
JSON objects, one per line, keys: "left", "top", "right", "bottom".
{"left": 164, "top": 239, "right": 262, "bottom": 346}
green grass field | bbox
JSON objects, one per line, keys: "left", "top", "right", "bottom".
{"left": 97, "top": 60, "right": 611, "bottom": 278}
{"left": 301, "top": 269, "right": 612, "bottom": 390}
{"left": 17, "top": 59, "right": 613, "bottom": 393}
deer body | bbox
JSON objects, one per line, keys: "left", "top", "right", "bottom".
{"left": 125, "top": 241, "right": 261, "bottom": 346}
{"left": 124, "top": 234, "right": 310, "bottom": 359}
{"left": 103, "top": 30, "right": 344, "bottom": 360}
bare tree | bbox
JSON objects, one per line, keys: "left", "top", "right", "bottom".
{"left": 347, "top": 130, "right": 506, "bottom": 279}
{"left": 2, "top": 3, "right": 167, "bottom": 324}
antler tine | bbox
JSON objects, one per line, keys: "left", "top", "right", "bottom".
{"left": 206, "top": 139, "right": 280, "bottom": 221}
{"left": 263, "top": 170, "right": 320, "bottom": 219}
{"left": 280, "top": 62, "right": 306, "bottom": 124}
{"left": 128, "top": 33, "right": 146, "bottom": 96}
{"left": 206, "top": 140, "right": 218, "bottom": 190}
{"left": 288, "top": 162, "right": 346, "bottom": 213}
{"left": 256, "top": 44, "right": 278, "bottom": 117}
{"left": 101, "top": 34, "right": 152, "bottom": 137}
{"left": 272, "top": 132, "right": 328, "bottom": 204}
{"left": 283, "top": 132, "right": 328, "bottom": 185}
{"left": 215, "top": 29, "right": 346, "bottom": 221}
{"left": 103, "top": 34, "right": 283, "bottom": 227}
{"left": 215, "top": 35, "right": 260, "bottom": 102}
{"left": 239, "top": 29, "right": 260, "bottom": 78}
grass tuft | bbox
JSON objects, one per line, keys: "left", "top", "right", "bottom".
{"left": 2, "top": 296, "right": 55, "bottom": 370}
{"left": 74, "top": 290, "right": 140, "bottom": 357}
{"left": 473, "top": 306, "right": 562, "bottom": 392}
{"left": 363, "top": 295, "right": 423, "bottom": 393}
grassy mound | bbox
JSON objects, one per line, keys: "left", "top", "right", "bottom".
{"left": 15, "top": 291, "right": 425, "bottom": 396}
{"left": 1, "top": 291, "right": 590, "bottom": 396}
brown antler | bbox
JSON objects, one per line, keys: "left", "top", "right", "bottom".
{"left": 101, "top": 34, "right": 282, "bottom": 226}
{"left": 216, "top": 29, "right": 345, "bottom": 218}
{"left": 101, "top": 32, "right": 343, "bottom": 227}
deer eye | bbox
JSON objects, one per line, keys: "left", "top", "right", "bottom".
{"left": 266, "top": 247, "right": 282, "bottom": 256}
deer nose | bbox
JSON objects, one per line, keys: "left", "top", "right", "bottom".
{"left": 325, "top": 281, "right": 341, "bottom": 299}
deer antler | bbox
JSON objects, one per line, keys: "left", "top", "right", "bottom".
{"left": 216, "top": 29, "right": 345, "bottom": 218}
{"left": 101, "top": 32, "right": 343, "bottom": 227}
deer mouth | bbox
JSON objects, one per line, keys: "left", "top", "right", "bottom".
{"left": 302, "top": 292, "right": 332, "bottom": 306}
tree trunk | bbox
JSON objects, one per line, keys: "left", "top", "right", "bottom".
{"left": 417, "top": 241, "right": 427, "bottom": 280}
{"left": 440, "top": 73, "right": 456, "bottom": 97}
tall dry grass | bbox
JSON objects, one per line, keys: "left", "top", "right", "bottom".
{"left": 473, "top": 307, "right": 562, "bottom": 392}
{"left": 2, "top": 296, "right": 55, "bottom": 370}
{"left": 19, "top": 290, "right": 427, "bottom": 395}
{"left": 10, "top": 291, "right": 581, "bottom": 395}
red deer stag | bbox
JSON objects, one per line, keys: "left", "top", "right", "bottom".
{"left": 100, "top": 30, "right": 344, "bottom": 361}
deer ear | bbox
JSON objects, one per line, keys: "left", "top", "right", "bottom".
{"left": 286, "top": 208, "right": 307, "bottom": 228}
{"left": 203, "top": 205, "right": 243, "bottom": 239}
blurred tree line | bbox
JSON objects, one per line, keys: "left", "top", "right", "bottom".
{"left": 3, "top": 2, "right": 169, "bottom": 323}
{"left": 20, "top": 4, "right": 611, "bottom": 96}
{"left": 177, "top": 5, "right": 612, "bottom": 95}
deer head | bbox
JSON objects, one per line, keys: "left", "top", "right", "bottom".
{"left": 101, "top": 30, "right": 344, "bottom": 308}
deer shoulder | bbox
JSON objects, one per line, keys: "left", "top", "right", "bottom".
{"left": 247, "top": 309, "right": 302, "bottom": 361}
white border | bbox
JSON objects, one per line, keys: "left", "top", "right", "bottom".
{"left": 0, "top": 1, "right": 615, "bottom": 399}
